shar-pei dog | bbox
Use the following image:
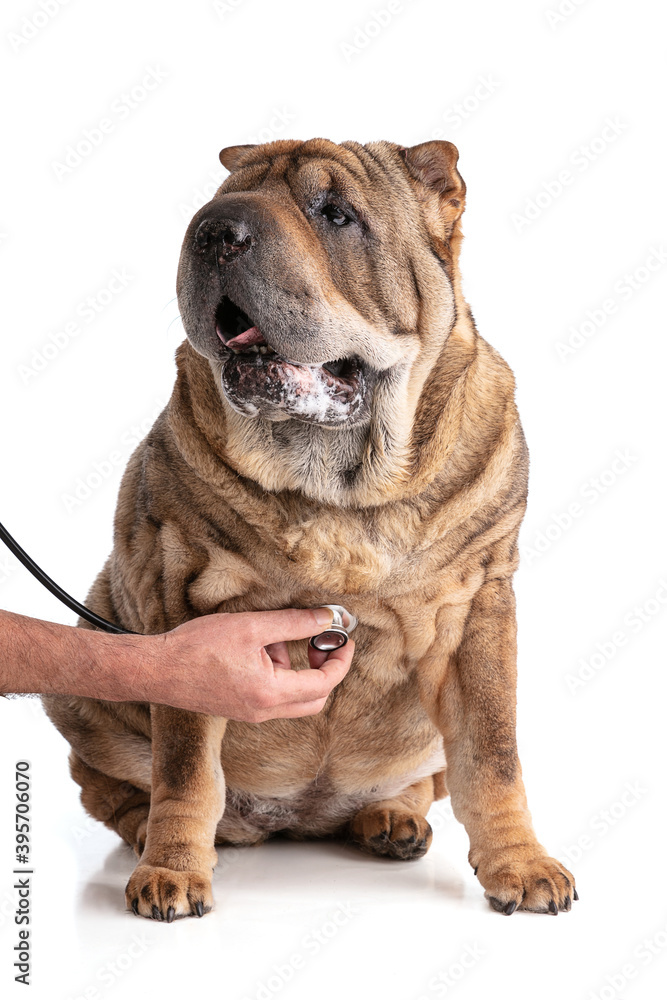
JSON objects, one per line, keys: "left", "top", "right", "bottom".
{"left": 43, "top": 137, "right": 576, "bottom": 920}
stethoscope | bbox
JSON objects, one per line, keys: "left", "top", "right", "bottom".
{"left": 0, "top": 521, "right": 357, "bottom": 650}
{"left": 308, "top": 605, "right": 358, "bottom": 651}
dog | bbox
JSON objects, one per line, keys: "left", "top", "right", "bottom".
{"left": 43, "top": 137, "right": 576, "bottom": 920}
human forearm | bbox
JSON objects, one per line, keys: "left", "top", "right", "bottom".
{"left": 0, "top": 609, "right": 155, "bottom": 703}
{"left": 0, "top": 606, "right": 353, "bottom": 718}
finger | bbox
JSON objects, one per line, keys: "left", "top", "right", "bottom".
{"left": 239, "top": 608, "right": 336, "bottom": 646}
{"left": 264, "top": 641, "right": 291, "bottom": 670}
{"left": 315, "top": 639, "right": 354, "bottom": 687}
{"left": 307, "top": 643, "right": 330, "bottom": 670}
{"left": 265, "top": 697, "right": 329, "bottom": 720}
{"left": 272, "top": 640, "right": 354, "bottom": 704}
{"left": 307, "top": 640, "right": 352, "bottom": 671}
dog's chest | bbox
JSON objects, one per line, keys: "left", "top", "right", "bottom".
{"left": 190, "top": 503, "right": 482, "bottom": 612}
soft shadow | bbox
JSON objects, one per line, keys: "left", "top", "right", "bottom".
{"left": 76, "top": 830, "right": 467, "bottom": 930}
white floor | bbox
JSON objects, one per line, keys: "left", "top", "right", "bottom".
{"left": 1, "top": 696, "right": 664, "bottom": 1000}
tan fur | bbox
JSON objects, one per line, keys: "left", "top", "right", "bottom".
{"left": 43, "top": 137, "right": 575, "bottom": 919}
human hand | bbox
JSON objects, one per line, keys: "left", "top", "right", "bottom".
{"left": 147, "top": 607, "right": 355, "bottom": 720}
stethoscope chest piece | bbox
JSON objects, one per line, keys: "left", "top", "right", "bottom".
{"left": 309, "top": 605, "right": 358, "bottom": 651}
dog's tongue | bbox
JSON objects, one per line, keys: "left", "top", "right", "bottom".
{"left": 225, "top": 326, "right": 265, "bottom": 348}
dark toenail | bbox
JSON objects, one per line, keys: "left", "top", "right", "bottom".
{"left": 548, "top": 900, "right": 558, "bottom": 915}
{"left": 195, "top": 901, "right": 204, "bottom": 917}
{"left": 167, "top": 906, "right": 175, "bottom": 923}
{"left": 504, "top": 900, "right": 517, "bottom": 915}
{"left": 573, "top": 888, "right": 579, "bottom": 901}
{"left": 564, "top": 896, "right": 571, "bottom": 911}
{"left": 131, "top": 898, "right": 139, "bottom": 915}
{"left": 152, "top": 905, "right": 161, "bottom": 920}
{"left": 473, "top": 867, "right": 478, "bottom": 875}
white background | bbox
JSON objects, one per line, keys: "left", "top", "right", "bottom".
{"left": 1, "top": 0, "right": 666, "bottom": 997}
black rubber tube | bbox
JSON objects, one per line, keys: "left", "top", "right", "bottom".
{"left": 0, "top": 520, "right": 135, "bottom": 635}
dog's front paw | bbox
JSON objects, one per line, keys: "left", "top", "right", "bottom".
{"left": 349, "top": 808, "right": 433, "bottom": 860}
{"left": 471, "top": 848, "right": 577, "bottom": 915}
{"left": 125, "top": 865, "right": 214, "bottom": 921}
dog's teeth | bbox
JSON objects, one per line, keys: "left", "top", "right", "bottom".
{"left": 259, "top": 345, "right": 268, "bottom": 355}
{"left": 265, "top": 345, "right": 275, "bottom": 354}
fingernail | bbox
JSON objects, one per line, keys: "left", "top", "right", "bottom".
{"left": 313, "top": 607, "right": 335, "bottom": 625}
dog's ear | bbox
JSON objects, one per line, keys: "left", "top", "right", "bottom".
{"left": 400, "top": 140, "right": 466, "bottom": 238}
{"left": 219, "top": 144, "right": 257, "bottom": 171}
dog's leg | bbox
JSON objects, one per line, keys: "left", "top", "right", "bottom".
{"left": 70, "top": 752, "right": 151, "bottom": 854}
{"left": 420, "top": 566, "right": 576, "bottom": 914}
{"left": 124, "top": 708, "right": 227, "bottom": 921}
{"left": 347, "top": 775, "right": 437, "bottom": 860}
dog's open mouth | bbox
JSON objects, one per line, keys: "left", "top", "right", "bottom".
{"left": 214, "top": 296, "right": 369, "bottom": 425}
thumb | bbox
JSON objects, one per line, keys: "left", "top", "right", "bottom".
{"left": 241, "top": 607, "right": 335, "bottom": 646}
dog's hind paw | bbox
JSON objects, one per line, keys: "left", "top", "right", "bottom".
{"left": 125, "top": 865, "right": 213, "bottom": 921}
{"left": 349, "top": 808, "right": 433, "bottom": 861}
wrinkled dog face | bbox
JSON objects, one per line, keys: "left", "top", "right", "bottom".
{"left": 176, "top": 138, "right": 464, "bottom": 428}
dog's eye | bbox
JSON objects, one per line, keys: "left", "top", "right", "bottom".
{"left": 321, "top": 204, "right": 352, "bottom": 227}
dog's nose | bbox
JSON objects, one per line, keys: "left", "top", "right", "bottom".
{"left": 194, "top": 217, "right": 254, "bottom": 261}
